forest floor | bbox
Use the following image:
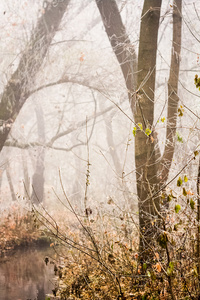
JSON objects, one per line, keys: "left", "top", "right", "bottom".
{"left": 1, "top": 204, "right": 198, "bottom": 299}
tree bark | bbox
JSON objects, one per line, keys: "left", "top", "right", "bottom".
{"left": 160, "top": 0, "right": 182, "bottom": 184}
{"left": 135, "top": 0, "right": 162, "bottom": 261}
{"left": 22, "top": 150, "right": 31, "bottom": 199}
{"left": 95, "top": 0, "right": 137, "bottom": 111}
{"left": 96, "top": 0, "right": 182, "bottom": 263}
{"left": 6, "top": 162, "right": 17, "bottom": 202}
{"left": 0, "top": 0, "right": 70, "bottom": 151}
{"left": 196, "top": 152, "right": 200, "bottom": 293}
{"left": 95, "top": 0, "right": 162, "bottom": 257}
{"left": 31, "top": 104, "right": 45, "bottom": 204}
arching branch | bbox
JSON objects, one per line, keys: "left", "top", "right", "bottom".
{"left": 0, "top": 0, "right": 70, "bottom": 151}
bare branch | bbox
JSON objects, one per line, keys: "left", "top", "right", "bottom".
{"left": 4, "top": 105, "right": 115, "bottom": 150}
{"left": 0, "top": 1, "right": 70, "bottom": 151}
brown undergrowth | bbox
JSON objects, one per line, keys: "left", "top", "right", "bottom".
{"left": 41, "top": 188, "right": 200, "bottom": 299}
{"left": 0, "top": 204, "right": 47, "bottom": 256}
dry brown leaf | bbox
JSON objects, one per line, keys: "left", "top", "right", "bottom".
{"left": 155, "top": 262, "right": 162, "bottom": 273}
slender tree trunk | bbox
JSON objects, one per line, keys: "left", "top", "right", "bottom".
{"left": 197, "top": 156, "right": 200, "bottom": 290}
{"left": 101, "top": 104, "right": 135, "bottom": 210}
{"left": 0, "top": 1, "right": 70, "bottom": 151}
{"left": 6, "top": 162, "right": 17, "bottom": 201}
{"left": 96, "top": 0, "right": 162, "bottom": 259}
{"left": 22, "top": 150, "right": 31, "bottom": 199}
{"left": 160, "top": 0, "right": 182, "bottom": 183}
{"left": 95, "top": 0, "right": 137, "bottom": 110}
{"left": 135, "top": 0, "right": 162, "bottom": 261}
{"left": 95, "top": 0, "right": 182, "bottom": 263}
{"left": 31, "top": 104, "right": 45, "bottom": 204}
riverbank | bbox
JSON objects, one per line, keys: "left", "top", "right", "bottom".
{"left": 0, "top": 207, "right": 51, "bottom": 257}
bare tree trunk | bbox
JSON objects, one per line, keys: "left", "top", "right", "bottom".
{"left": 22, "top": 150, "right": 31, "bottom": 199}
{"left": 0, "top": 0, "right": 70, "bottom": 151}
{"left": 96, "top": 0, "right": 182, "bottom": 263}
{"left": 100, "top": 105, "right": 122, "bottom": 177}
{"left": 95, "top": 0, "right": 137, "bottom": 110}
{"left": 31, "top": 104, "right": 45, "bottom": 204}
{"left": 160, "top": 0, "right": 182, "bottom": 183}
{"left": 95, "top": 0, "right": 162, "bottom": 259}
{"left": 135, "top": 0, "right": 162, "bottom": 261}
{"left": 6, "top": 162, "right": 17, "bottom": 202}
{"left": 197, "top": 156, "right": 200, "bottom": 290}
{"left": 100, "top": 103, "right": 134, "bottom": 210}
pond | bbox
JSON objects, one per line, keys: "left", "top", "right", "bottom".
{"left": 0, "top": 244, "right": 56, "bottom": 300}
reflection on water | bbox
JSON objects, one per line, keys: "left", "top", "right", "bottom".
{"left": 0, "top": 245, "right": 55, "bottom": 300}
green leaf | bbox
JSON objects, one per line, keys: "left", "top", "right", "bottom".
{"left": 195, "top": 74, "right": 200, "bottom": 88}
{"left": 167, "top": 194, "right": 172, "bottom": 202}
{"left": 175, "top": 204, "right": 181, "bottom": 213}
{"left": 168, "top": 191, "right": 176, "bottom": 200}
{"left": 178, "top": 107, "right": 184, "bottom": 117}
{"left": 147, "top": 270, "right": 151, "bottom": 278}
{"left": 194, "top": 150, "right": 199, "bottom": 157}
{"left": 167, "top": 268, "right": 172, "bottom": 276}
{"left": 190, "top": 199, "right": 195, "bottom": 210}
{"left": 161, "top": 117, "right": 165, "bottom": 122}
{"left": 183, "top": 188, "right": 187, "bottom": 196}
{"left": 167, "top": 262, "right": 174, "bottom": 276}
{"left": 145, "top": 127, "right": 151, "bottom": 136}
{"left": 143, "top": 263, "right": 147, "bottom": 271}
{"left": 184, "top": 175, "right": 188, "bottom": 182}
{"left": 177, "top": 177, "right": 183, "bottom": 187}
{"left": 161, "top": 193, "right": 166, "bottom": 199}
{"left": 176, "top": 132, "right": 183, "bottom": 143}
{"left": 157, "top": 233, "right": 168, "bottom": 249}
{"left": 138, "top": 123, "right": 143, "bottom": 131}
{"left": 133, "top": 127, "right": 136, "bottom": 137}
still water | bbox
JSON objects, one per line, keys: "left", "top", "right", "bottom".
{"left": 0, "top": 245, "right": 56, "bottom": 300}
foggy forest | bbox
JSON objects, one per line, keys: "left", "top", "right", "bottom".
{"left": 0, "top": 0, "right": 200, "bottom": 299}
